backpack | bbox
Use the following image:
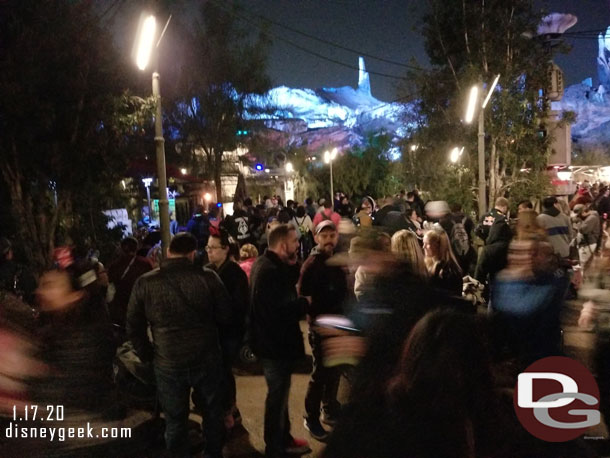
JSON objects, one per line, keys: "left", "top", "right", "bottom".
{"left": 450, "top": 217, "right": 470, "bottom": 257}
{"left": 294, "top": 216, "right": 311, "bottom": 238}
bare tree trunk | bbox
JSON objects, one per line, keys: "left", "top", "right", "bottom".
{"left": 480, "top": 0, "right": 488, "bottom": 73}
{"left": 1, "top": 166, "right": 48, "bottom": 272}
{"left": 462, "top": 0, "right": 472, "bottom": 61}
{"left": 214, "top": 149, "right": 223, "bottom": 204}
{"left": 489, "top": 140, "right": 497, "bottom": 205}
{"left": 429, "top": 0, "right": 461, "bottom": 89}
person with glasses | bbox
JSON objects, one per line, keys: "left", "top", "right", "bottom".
{"left": 206, "top": 230, "right": 249, "bottom": 429}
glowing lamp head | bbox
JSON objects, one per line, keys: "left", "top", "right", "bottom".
{"left": 450, "top": 147, "right": 464, "bottom": 163}
{"left": 255, "top": 163, "right": 264, "bottom": 171}
{"left": 135, "top": 15, "right": 157, "bottom": 71}
{"left": 204, "top": 192, "right": 212, "bottom": 202}
{"left": 285, "top": 162, "right": 294, "bottom": 173}
{"left": 142, "top": 177, "right": 153, "bottom": 187}
{"left": 465, "top": 86, "right": 479, "bottom": 124}
{"left": 216, "top": 202, "right": 222, "bottom": 208}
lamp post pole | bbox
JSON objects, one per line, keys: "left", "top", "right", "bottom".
{"left": 152, "top": 71, "right": 170, "bottom": 258}
{"left": 134, "top": 13, "right": 172, "bottom": 258}
{"left": 477, "top": 104, "right": 486, "bottom": 216}
{"left": 465, "top": 75, "right": 499, "bottom": 218}
{"left": 329, "top": 158, "right": 334, "bottom": 203}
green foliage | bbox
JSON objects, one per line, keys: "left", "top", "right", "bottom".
{"left": 403, "top": 0, "right": 560, "bottom": 217}
{"left": 301, "top": 135, "right": 404, "bottom": 200}
{"left": 0, "top": 0, "right": 143, "bottom": 269}
{"left": 168, "top": 1, "right": 272, "bottom": 201}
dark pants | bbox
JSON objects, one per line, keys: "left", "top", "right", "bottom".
{"left": 261, "top": 358, "right": 295, "bottom": 458}
{"left": 221, "top": 336, "right": 241, "bottom": 412}
{"left": 304, "top": 331, "right": 341, "bottom": 420}
{"left": 154, "top": 363, "right": 225, "bottom": 458}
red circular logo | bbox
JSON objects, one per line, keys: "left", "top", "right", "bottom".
{"left": 513, "top": 356, "right": 600, "bottom": 442}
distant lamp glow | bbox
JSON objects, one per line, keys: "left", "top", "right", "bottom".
{"left": 410, "top": 144, "right": 419, "bottom": 152}
{"left": 482, "top": 74, "right": 500, "bottom": 109}
{"left": 557, "top": 171, "right": 572, "bottom": 181}
{"left": 216, "top": 202, "right": 222, "bottom": 208}
{"left": 324, "top": 148, "right": 337, "bottom": 164}
{"left": 285, "top": 162, "right": 294, "bottom": 173}
{"left": 264, "top": 168, "right": 270, "bottom": 173}
{"left": 142, "top": 177, "right": 153, "bottom": 187}
{"left": 204, "top": 192, "right": 212, "bottom": 202}
{"left": 465, "top": 86, "right": 479, "bottom": 124}
{"left": 255, "top": 163, "right": 264, "bottom": 171}
{"left": 135, "top": 15, "right": 157, "bottom": 71}
{"left": 450, "top": 146, "right": 464, "bottom": 163}
{"left": 180, "top": 168, "right": 187, "bottom": 175}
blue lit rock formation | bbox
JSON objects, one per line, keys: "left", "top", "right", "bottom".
{"left": 554, "top": 25, "right": 610, "bottom": 147}
{"left": 247, "top": 58, "right": 411, "bottom": 154}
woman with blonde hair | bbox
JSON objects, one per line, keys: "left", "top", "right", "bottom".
{"left": 423, "top": 228, "right": 462, "bottom": 295}
{"left": 238, "top": 243, "right": 259, "bottom": 281}
{"left": 390, "top": 230, "right": 428, "bottom": 280}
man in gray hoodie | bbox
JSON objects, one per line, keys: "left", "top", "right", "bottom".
{"left": 536, "top": 196, "right": 573, "bottom": 259}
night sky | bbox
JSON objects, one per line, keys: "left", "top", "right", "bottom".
{"left": 112, "top": 0, "right": 610, "bottom": 101}
{"left": 244, "top": 0, "right": 610, "bottom": 101}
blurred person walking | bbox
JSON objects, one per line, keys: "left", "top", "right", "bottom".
{"left": 491, "top": 210, "right": 568, "bottom": 364}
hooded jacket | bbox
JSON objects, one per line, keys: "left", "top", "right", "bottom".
{"left": 536, "top": 206, "right": 573, "bottom": 258}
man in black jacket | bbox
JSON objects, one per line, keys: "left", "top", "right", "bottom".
{"left": 249, "top": 224, "right": 311, "bottom": 458}
{"left": 298, "top": 221, "right": 348, "bottom": 441}
{"left": 127, "top": 233, "right": 232, "bottom": 458}
{"left": 206, "top": 231, "right": 249, "bottom": 427}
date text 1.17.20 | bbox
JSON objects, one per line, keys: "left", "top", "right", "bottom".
{"left": 13, "top": 405, "right": 64, "bottom": 421}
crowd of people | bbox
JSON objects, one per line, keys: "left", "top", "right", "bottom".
{"left": 1, "top": 182, "right": 610, "bottom": 457}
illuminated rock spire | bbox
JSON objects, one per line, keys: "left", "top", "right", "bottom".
{"left": 358, "top": 57, "right": 371, "bottom": 96}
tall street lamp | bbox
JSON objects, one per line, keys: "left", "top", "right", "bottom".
{"left": 142, "top": 177, "right": 153, "bottom": 222}
{"left": 134, "top": 13, "right": 172, "bottom": 257}
{"left": 324, "top": 148, "right": 337, "bottom": 202}
{"left": 465, "top": 74, "right": 500, "bottom": 217}
{"left": 284, "top": 162, "right": 295, "bottom": 202}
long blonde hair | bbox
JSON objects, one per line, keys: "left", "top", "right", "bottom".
{"left": 423, "top": 229, "right": 462, "bottom": 274}
{"left": 391, "top": 230, "right": 428, "bottom": 279}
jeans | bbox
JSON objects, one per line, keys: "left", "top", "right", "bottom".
{"left": 154, "top": 363, "right": 225, "bottom": 458}
{"left": 261, "top": 358, "right": 295, "bottom": 458}
{"left": 304, "top": 331, "right": 341, "bottom": 420}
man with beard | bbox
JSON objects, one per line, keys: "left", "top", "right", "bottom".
{"left": 298, "top": 221, "right": 348, "bottom": 441}
{"left": 249, "top": 224, "right": 311, "bottom": 458}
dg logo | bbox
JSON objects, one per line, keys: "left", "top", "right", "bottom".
{"left": 514, "top": 356, "right": 601, "bottom": 442}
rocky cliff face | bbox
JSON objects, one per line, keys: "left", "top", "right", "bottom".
{"left": 555, "top": 81, "right": 610, "bottom": 147}
{"left": 246, "top": 58, "right": 412, "bottom": 155}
